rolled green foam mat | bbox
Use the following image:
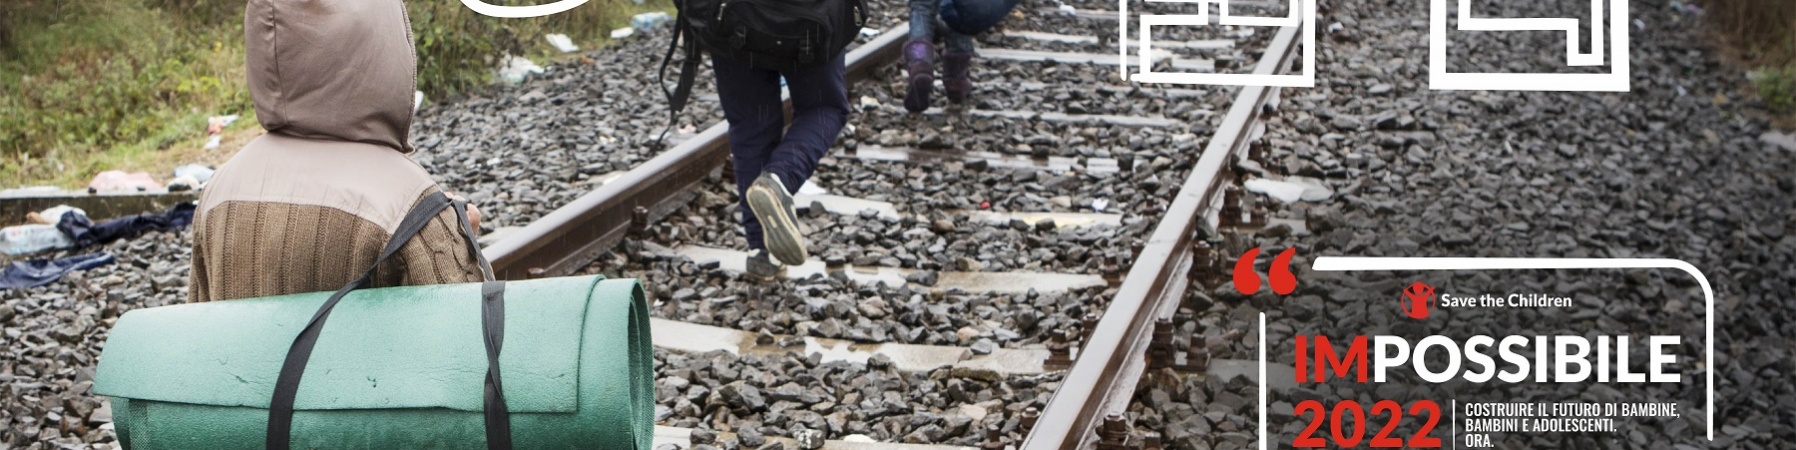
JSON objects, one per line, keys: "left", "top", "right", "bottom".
{"left": 94, "top": 275, "right": 652, "bottom": 449}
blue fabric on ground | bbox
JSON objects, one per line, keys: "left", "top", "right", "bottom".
{"left": 56, "top": 202, "right": 195, "bottom": 249}
{"left": 0, "top": 252, "right": 115, "bottom": 289}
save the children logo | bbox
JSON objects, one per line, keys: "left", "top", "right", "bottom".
{"left": 1401, "top": 281, "right": 1435, "bottom": 320}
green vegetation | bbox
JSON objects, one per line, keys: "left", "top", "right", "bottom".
{"left": 1, "top": 0, "right": 668, "bottom": 188}
{"left": 1706, "top": 0, "right": 1796, "bottom": 123}
{"left": 1755, "top": 66, "right": 1796, "bottom": 114}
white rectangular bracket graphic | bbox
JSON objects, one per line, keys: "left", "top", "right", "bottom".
{"left": 1429, "top": 0, "right": 1631, "bottom": 91}
{"left": 1124, "top": 0, "right": 1315, "bottom": 87}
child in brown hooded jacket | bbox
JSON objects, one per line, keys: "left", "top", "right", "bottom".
{"left": 188, "top": 0, "right": 484, "bottom": 302}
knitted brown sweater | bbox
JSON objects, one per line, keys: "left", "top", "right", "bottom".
{"left": 188, "top": 0, "right": 482, "bottom": 302}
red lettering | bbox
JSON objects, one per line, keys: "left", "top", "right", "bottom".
{"left": 1298, "top": 335, "right": 1368, "bottom": 382}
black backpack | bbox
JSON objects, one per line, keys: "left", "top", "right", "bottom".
{"left": 657, "top": 0, "right": 866, "bottom": 143}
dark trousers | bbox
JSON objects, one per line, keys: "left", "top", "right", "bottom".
{"left": 712, "top": 53, "right": 850, "bottom": 251}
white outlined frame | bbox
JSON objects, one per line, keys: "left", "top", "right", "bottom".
{"left": 1429, "top": 0, "right": 1631, "bottom": 91}
{"left": 1123, "top": 0, "right": 1316, "bottom": 87}
{"left": 1256, "top": 257, "right": 1715, "bottom": 450}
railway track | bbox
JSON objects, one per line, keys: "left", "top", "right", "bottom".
{"left": 473, "top": 1, "right": 1308, "bottom": 448}
{"left": 10, "top": 0, "right": 1784, "bottom": 448}
{"left": 0, "top": 0, "right": 1306, "bottom": 446}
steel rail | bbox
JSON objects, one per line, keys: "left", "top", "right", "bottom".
{"left": 1018, "top": 21, "right": 1306, "bottom": 450}
{"left": 485, "top": 26, "right": 909, "bottom": 279}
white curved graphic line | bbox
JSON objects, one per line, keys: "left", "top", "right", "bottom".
{"left": 460, "top": 0, "right": 588, "bottom": 18}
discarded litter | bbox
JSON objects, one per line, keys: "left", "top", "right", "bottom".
{"left": 1243, "top": 178, "right": 1333, "bottom": 203}
{"left": 203, "top": 115, "right": 239, "bottom": 150}
{"left": 88, "top": 170, "right": 162, "bottom": 192}
{"left": 632, "top": 12, "right": 670, "bottom": 30}
{"left": 0, "top": 252, "right": 114, "bottom": 289}
{"left": 497, "top": 55, "right": 546, "bottom": 84}
{"left": 1, "top": 224, "right": 73, "bottom": 256}
{"left": 1091, "top": 198, "right": 1110, "bottom": 212}
{"left": 167, "top": 176, "right": 201, "bottom": 192}
{"left": 545, "top": 33, "right": 580, "bottom": 53}
{"left": 413, "top": 90, "right": 425, "bottom": 113}
{"left": 25, "top": 205, "right": 85, "bottom": 225}
{"left": 610, "top": 27, "right": 636, "bottom": 39}
{"left": 207, "top": 115, "right": 238, "bottom": 135}
{"left": 5, "top": 204, "right": 86, "bottom": 255}
{"left": 173, "top": 164, "right": 215, "bottom": 185}
{"left": 860, "top": 27, "right": 880, "bottom": 37}
{"left": 58, "top": 202, "right": 195, "bottom": 249}
{"left": 1057, "top": 4, "right": 1076, "bottom": 15}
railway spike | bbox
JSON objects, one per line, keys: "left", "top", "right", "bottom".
{"left": 630, "top": 205, "right": 651, "bottom": 237}
{"left": 1095, "top": 414, "right": 1134, "bottom": 450}
{"left": 1190, "top": 241, "right": 1216, "bottom": 287}
{"left": 1220, "top": 186, "right": 1243, "bottom": 229}
{"left": 1148, "top": 318, "right": 1174, "bottom": 370}
{"left": 1100, "top": 254, "right": 1123, "bottom": 285}
{"left": 981, "top": 425, "right": 1006, "bottom": 450}
{"left": 1020, "top": 407, "right": 1040, "bottom": 434}
{"left": 1045, "top": 330, "right": 1073, "bottom": 371}
{"left": 1142, "top": 431, "right": 1164, "bottom": 450}
{"left": 1082, "top": 312, "right": 1100, "bottom": 344}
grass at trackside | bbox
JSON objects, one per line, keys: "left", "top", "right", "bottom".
{"left": 1705, "top": 0, "right": 1796, "bottom": 128}
{"left": 1, "top": 0, "right": 671, "bottom": 190}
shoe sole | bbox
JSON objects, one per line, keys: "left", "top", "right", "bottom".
{"left": 904, "top": 74, "right": 933, "bottom": 113}
{"left": 747, "top": 177, "right": 808, "bottom": 266}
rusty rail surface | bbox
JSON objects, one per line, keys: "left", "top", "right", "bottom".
{"left": 485, "top": 27, "right": 909, "bottom": 279}
{"left": 1018, "top": 21, "right": 1307, "bottom": 450}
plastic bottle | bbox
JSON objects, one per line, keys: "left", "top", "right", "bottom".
{"left": 1, "top": 224, "right": 74, "bottom": 256}
{"left": 631, "top": 12, "right": 669, "bottom": 30}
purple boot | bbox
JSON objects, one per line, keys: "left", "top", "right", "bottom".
{"left": 942, "top": 50, "right": 974, "bottom": 104}
{"left": 903, "top": 40, "right": 935, "bottom": 113}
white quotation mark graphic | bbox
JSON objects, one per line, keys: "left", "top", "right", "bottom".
{"left": 1123, "top": 0, "right": 1316, "bottom": 87}
{"left": 1429, "top": 0, "right": 1631, "bottom": 92}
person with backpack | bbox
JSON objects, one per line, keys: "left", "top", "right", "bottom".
{"left": 190, "top": 0, "right": 486, "bottom": 302}
{"left": 665, "top": 0, "right": 862, "bottom": 278}
{"left": 902, "top": 0, "right": 1023, "bottom": 112}
{"left": 714, "top": 54, "right": 848, "bottom": 277}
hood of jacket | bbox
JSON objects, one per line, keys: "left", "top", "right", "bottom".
{"left": 244, "top": 0, "right": 416, "bottom": 152}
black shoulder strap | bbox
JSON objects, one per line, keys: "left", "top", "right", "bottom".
{"left": 267, "top": 192, "right": 511, "bottom": 450}
{"left": 657, "top": 0, "right": 704, "bottom": 147}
